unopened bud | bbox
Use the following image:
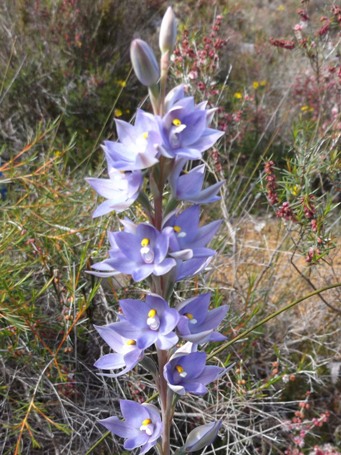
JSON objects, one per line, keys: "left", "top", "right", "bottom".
{"left": 130, "top": 39, "right": 160, "bottom": 86}
{"left": 184, "top": 421, "right": 222, "bottom": 452}
{"left": 159, "top": 6, "right": 177, "bottom": 54}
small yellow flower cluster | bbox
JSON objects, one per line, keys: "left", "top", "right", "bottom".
{"left": 300, "top": 105, "right": 314, "bottom": 113}
{"left": 291, "top": 184, "right": 301, "bottom": 196}
{"left": 253, "top": 80, "right": 267, "bottom": 90}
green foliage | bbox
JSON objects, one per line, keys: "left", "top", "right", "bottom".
{"left": 0, "top": 0, "right": 167, "bottom": 165}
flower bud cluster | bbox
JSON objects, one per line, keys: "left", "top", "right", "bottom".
{"left": 264, "top": 160, "right": 278, "bottom": 205}
{"left": 269, "top": 37, "right": 296, "bottom": 49}
{"left": 276, "top": 201, "right": 297, "bottom": 222}
{"left": 283, "top": 394, "right": 332, "bottom": 455}
{"left": 173, "top": 15, "right": 227, "bottom": 96}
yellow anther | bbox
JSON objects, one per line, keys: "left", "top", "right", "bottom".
{"left": 126, "top": 339, "right": 136, "bottom": 346}
{"left": 142, "top": 132, "right": 149, "bottom": 140}
{"left": 172, "top": 118, "right": 182, "bottom": 127}
{"left": 141, "top": 418, "right": 152, "bottom": 426}
{"left": 184, "top": 312, "right": 194, "bottom": 320}
{"left": 173, "top": 225, "right": 182, "bottom": 233}
{"left": 148, "top": 309, "right": 157, "bottom": 318}
{"left": 175, "top": 365, "right": 184, "bottom": 374}
{"left": 141, "top": 238, "right": 150, "bottom": 247}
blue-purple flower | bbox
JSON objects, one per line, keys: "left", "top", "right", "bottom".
{"left": 100, "top": 400, "right": 162, "bottom": 454}
{"left": 177, "top": 293, "right": 228, "bottom": 343}
{"left": 169, "top": 159, "right": 224, "bottom": 204}
{"left": 86, "top": 163, "right": 142, "bottom": 217}
{"left": 158, "top": 96, "right": 224, "bottom": 160}
{"left": 165, "top": 205, "right": 221, "bottom": 255}
{"left": 113, "top": 294, "right": 179, "bottom": 350}
{"left": 164, "top": 344, "right": 224, "bottom": 395}
{"left": 103, "top": 109, "right": 160, "bottom": 171}
{"left": 91, "top": 222, "right": 176, "bottom": 281}
{"left": 163, "top": 205, "right": 221, "bottom": 280}
{"left": 94, "top": 324, "right": 143, "bottom": 377}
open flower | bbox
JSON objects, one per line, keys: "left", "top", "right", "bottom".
{"left": 103, "top": 109, "right": 160, "bottom": 171}
{"left": 164, "top": 345, "right": 224, "bottom": 395}
{"left": 163, "top": 205, "right": 221, "bottom": 280}
{"left": 176, "top": 293, "right": 228, "bottom": 343}
{"left": 158, "top": 96, "right": 224, "bottom": 160}
{"left": 169, "top": 159, "right": 224, "bottom": 204}
{"left": 86, "top": 163, "right": 142, "bottom": 217}
{"left": 94, "top": 324, "right": 144, "bottom": 377}
{"left": 165, "top": 205, "right": 221, "bottom": 255}
{"left": 100, "top": 400, "right": 162, "bottom": 454}
{"left": 91, "top": 222, "right": 176, "bottom": 282}
{"left": 113, "top": 294, "right": 179, "bottom": 350}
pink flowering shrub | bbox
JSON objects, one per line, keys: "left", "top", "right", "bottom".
{"left": 270, "top": 4, "right": 341, "bottom": 136}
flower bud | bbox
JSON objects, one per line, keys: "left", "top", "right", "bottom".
{"left": 184, "top": 421, "right": 222, "bottom": 452}
{"left": 130, "top": 39, "right": 160, "bottom": 86}
{"left": 159, "top": 6, "right": 177, "bottom": 54}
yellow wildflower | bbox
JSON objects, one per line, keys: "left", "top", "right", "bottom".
{"left": 234, "top": 92, "right": 243, "bottom": 99}
{"left": 300, "top": 105, "right": 314, "bottom": 113}
{"left": 114, "top": 108, "right": 123, "bottom": 117}
{"left": 291, "top": 185, "right": 301, "bottom": 196}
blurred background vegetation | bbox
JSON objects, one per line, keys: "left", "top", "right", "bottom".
{"left": 0, "top": 0, "right": 340, "bottom": 454}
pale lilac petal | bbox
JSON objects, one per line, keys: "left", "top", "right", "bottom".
{"left": 92, "top": 199, "right": 133, "bottom": 217}
{"left": 94, "top": 353, "right": 125, "bottom": 370}
{"left": 132, "top": 264, "right": 154, "bottom": 281}
{"left": 120, "top": 400, "right": 149, "bottom": 425}
{"left": 99, "top": 416, "right": 138, "bottom": 439}
{"left": 119, "top": 299, "right": 149, "bottom": 327}
{"left": 153, "top": 258, "right": 176, "bottom": 276}
{"left": 198, "top": 365, "right": 224, "bottom": 385}
{"left": 125, "top": 433, "right": 149, "bottom": 450}
{"left": 184, "top": 381, "right": 208, "bottom": 395}
{"left": 156, "top": 331, "right": 178, "bottom": 350}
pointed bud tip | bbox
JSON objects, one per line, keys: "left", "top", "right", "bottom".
{"left": 159, "top": 6, "right": 177, "bottom": 54}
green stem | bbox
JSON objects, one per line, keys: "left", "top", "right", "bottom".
{"left": 84, "top": 431, "right": 110, "bottom": 455}
{"left": 208, "top": 282, "right": 341, "bottom": 361}
{"left": 159, "top": 52, "right": 170, "bottom": 117}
